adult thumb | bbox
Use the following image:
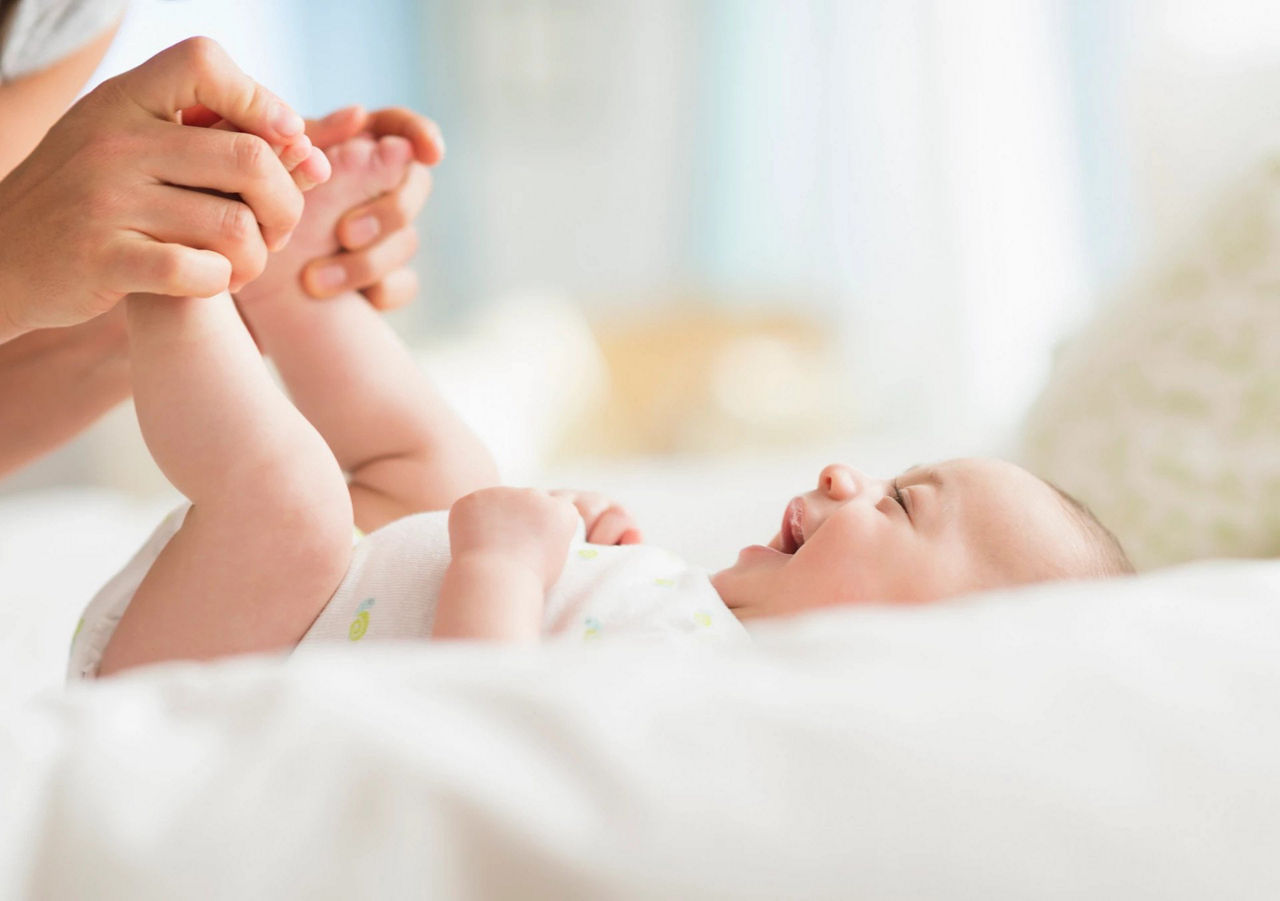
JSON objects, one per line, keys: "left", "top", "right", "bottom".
{"left": 111, "top": 36, "right": 305, "bottom": 145}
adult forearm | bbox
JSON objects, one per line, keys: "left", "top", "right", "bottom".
{"left": 0, "top": 251, "right": 30, "bottom": 343}
{"left": 0, "top": 21, "right": 121, "bottom": 181}
{"left": 0, "top": 308, "right": 130, "bottom": 479}
{"left": 0, "top": 280, "right": 23, "bottom": 344}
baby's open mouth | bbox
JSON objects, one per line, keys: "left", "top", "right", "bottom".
{"left": 778, "top": 498, "right": 805, "bottom": 554}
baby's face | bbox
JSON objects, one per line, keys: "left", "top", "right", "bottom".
{"left": 711, "top": 458, "right": 1082, "bottom": 619}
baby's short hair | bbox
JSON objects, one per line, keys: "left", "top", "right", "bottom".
{"left": 1047, "top": 482, "right": 1135, "bottom": 578}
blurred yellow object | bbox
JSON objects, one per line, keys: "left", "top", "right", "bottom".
{"left": 558, "top": 301, "right": 848, "bottom": 460}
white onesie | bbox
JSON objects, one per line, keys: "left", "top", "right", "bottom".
{"left": 68, "top": 505, "right": 749, "bottom": 680}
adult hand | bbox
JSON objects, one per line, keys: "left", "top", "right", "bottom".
{"left": 300, "top": 105, "right": 445, "bottom": 311}
{"left": 0, "top": 37, "right": 329, "bottom": 340}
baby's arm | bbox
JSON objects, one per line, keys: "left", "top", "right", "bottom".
{"left": 433, "top": 487, "right": 578, "bottom": 642}
{"left": 236, "top": 136, "right": 497, "bottom": 533}
{"left": 98, "top": 292, "right": 353, "bottom": 676}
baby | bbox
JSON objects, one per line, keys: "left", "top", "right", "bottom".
{"left": 70, "top": 136, "right": 1132, "bottom": 679}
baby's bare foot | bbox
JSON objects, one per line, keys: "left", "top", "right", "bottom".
{"left": 238, "top": 135, "right": 413, "bottom": 305}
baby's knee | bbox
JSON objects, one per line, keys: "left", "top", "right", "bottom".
{"left": 264, "top": 455, "right": 355, "bottom": 579}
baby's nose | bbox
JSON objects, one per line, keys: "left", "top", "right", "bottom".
{"left": 818, "top": 463, "right": 874, "bottom": 501}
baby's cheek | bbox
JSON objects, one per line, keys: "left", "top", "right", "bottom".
{"left": 823, "top": 514, "right": 929, "bottom": 603}
{"left": 792, "top": 533, "right": 870, "bottom": 606}
{"left": 894, "top": 534, "right": 972, "bottom": 602}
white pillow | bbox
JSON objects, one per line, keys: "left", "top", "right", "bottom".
{"left": 1021, "top": 160, "right": 1280, "bottom": 569}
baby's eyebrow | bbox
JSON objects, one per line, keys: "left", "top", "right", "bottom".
{"left": 899, "top": 464, "right": 941, "bottom": 488}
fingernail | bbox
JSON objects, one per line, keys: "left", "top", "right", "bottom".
{"left": 273, "top": 103, "right": 305, "bottom": 137}
{"left": 313, "top": 264, "right": 346, "bottom": 291}
{"left": 347, "top": 216, "right": 379, "bottom": 246}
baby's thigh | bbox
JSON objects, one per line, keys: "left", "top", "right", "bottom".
{"left": 92, "top": 499, "right": 351, "bottom": 677}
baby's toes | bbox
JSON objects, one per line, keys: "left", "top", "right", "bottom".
{"left": 328, "top": 136, "right": 377, "bottom": 177}
{"left": 373, "top": 135, "right": 415, "bottom": 191}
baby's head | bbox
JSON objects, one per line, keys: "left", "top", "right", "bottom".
{"left": 711, "top": 458, "right": 1132, "bottom": 619}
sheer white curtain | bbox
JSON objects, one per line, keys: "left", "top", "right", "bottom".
{"left": 692, "top": 0, "right": 1090, "bottom": 442}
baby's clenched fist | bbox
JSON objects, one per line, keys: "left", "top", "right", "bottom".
{"left": 447, "top": 487, "right": 580, "bottom": 590}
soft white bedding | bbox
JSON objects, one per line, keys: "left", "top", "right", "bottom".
{"left": 0, "top": 489, "right": 177, "bottom": 708}
{"left": 4, "top": 546, "right": 1279, "bottom": 898}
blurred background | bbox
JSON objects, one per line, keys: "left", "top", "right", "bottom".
{"left": 4, "top": 0, "right": 1280, "bottom": 569}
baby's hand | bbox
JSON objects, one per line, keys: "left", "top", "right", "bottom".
{"left": 548, "top": 489, "right": 643, "bottom": 545}
{"left": 448, "top": 487, "right": 580, "bottom": 589}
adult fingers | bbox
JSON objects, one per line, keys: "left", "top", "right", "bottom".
{"left": 337, "top": 162, "right": 433, "bottom": 251}
{"left": 201, "top": 117, "right": 331, "bottom": 192}
{"left": 276, "top": 135, "right": 316, "bottom": 174}
{"left": 290, "top": 145, "right": 333, "bottom": 193}
{"left": 135, "top": 185, "right": 269, "bottom": 291}
{"left": 360, "top": 267, "right": 418, "bottom": 312}
{"left": 102, "top": 237, "right": 231, "bottom": 298}
{"left": 178, "top": 104, "right": 222, "bottom": 127}
{"left": 273, "top": 140, "right": 331, "bottom": 193}
{"left": 364, "top": 107, "right": 446, "bottom": 165}
{"left": 141, "top": 120, "right": 303, "bottom": 250}
{"left": 305, "top": 105, "right": 368, "bottom": 149}
{"left": 301, "top": 226, "right": 418, "bottom": 298}
{"left": 114, "top": 37, "right": 305, "bottom": 144}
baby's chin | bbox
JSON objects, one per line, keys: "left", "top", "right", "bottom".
{"left": 707, "top": 565, "right": 758, "bottom": 617}
{"left": 708, "top": 545, "right": 785, "bottom": 599}
{"left": 708, "top": 572, "right": 842, "bottom": 622}
{"left": 707, "top": 566, "right": 733, "bottom": 603}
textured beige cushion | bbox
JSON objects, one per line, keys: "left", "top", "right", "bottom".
{"left": 1021, "top": 161, "right": 1280, "bottom": 569}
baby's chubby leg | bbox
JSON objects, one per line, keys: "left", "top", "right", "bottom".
{"left": 98, "top": 291, "right": 354, "bottom": 676}
{"left": 235, "top": 136, "right": 498, "bottom": 531}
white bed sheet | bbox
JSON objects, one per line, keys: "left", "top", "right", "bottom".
{"left": 0, "top": 489, "right": 177, "bottom": 709}
{"left": 3, "top": 557, "right": 1279, "bottom": 899}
